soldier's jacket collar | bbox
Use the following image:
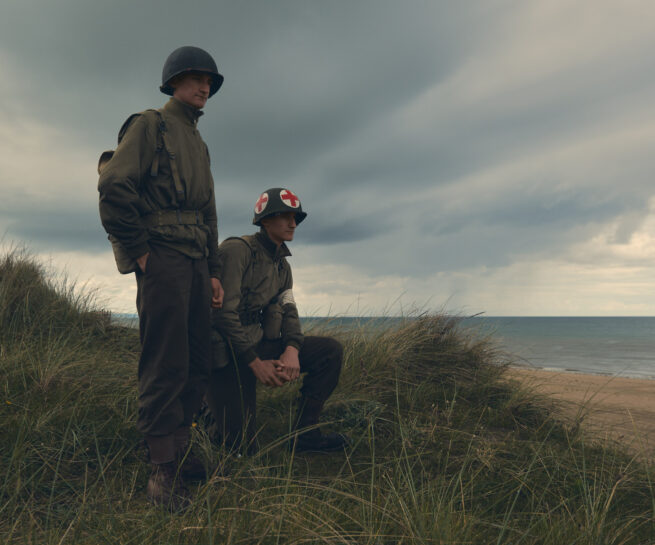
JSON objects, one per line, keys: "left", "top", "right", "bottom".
{"left": 255, "top": 230, "right": 292, "bottom": 260}
{"left": 163, "top": 97, "right": 204, "bottom": 126}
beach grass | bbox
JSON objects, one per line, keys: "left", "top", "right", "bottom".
{"left": 1, "top": 249, "right": 653, "bottom": 544}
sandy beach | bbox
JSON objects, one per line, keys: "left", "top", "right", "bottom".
{"left": 507, "top": 367, "right": 655, "bottom": 459}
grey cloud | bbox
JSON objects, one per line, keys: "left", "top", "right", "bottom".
{"left": 2, "top": 0, "right": 499, "bottom": 183}
{"left": 299, "top": 213, "right": 388, "bottom": 246}
{"left": 3, "top": 208, "right": 106, "bottom": 253}
{"left": 2, "top": 0, "right": 655, "bottom": 315}
{"left": 425, "top": 192, "right": 637, "bottom": 237}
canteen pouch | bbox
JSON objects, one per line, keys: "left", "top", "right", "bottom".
{"left": 100, "top": 150, "right": 138, "bottom": 275}
{"left": 211, "top": 329, "right": 232, "bottom": 369}
{"left": 108, "top": 234, "right": 138, "bottom": 274}
{"left": 262, "top": 303, "right": 283, "bottom": 340}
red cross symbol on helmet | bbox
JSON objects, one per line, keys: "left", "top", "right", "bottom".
{"left": 255, "top": 192, "right": 269, "bottom": 214}
{"left": 280, "top": 189, "right": 300, "bottom": 208}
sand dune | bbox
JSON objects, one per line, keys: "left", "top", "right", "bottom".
{"left": 507, "top": 367, "right": 655, "bottom": 459}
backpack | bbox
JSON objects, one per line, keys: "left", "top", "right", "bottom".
{"left": 98, "top": 109, "right": 184, "bottom": 274}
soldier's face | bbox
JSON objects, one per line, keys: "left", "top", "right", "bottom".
{"left": 172, "top": 73, "right": 213, "bottom": 109}
{"left": 262, "top": 212, "right": 297, "bottom": 245}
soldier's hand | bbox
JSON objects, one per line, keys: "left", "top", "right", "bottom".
{"left": 137, "top": 252, "right": 150, "bottom": 273}
{"left": 278, "top": 346, "right": 300, "bottom": 381}
{"left": 249, "top": 357, "right": 288, "bottom": 387}
{"left": 210, "top": 277, "right": 224, "bottom": 308}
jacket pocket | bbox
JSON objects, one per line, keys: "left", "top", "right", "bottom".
{"left": 108, "top": 235, "right": 138, "bottom": 274}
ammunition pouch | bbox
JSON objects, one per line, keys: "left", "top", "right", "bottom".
{"left": 211, "top": 329, "right": 233, "bottom": 369}
{"left": 237, "top": 304, "right": 282, "bottom": 340}
{"left": 262, "top": 303, "right": 283, "bottom": 340}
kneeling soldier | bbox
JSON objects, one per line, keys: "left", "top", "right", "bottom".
{"left": 205, "top": 188, "right": 349, "bottom": 453}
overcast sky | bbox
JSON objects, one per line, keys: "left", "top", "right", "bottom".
{"left": 2, "top": 0, "right": 655, "bottom": 316}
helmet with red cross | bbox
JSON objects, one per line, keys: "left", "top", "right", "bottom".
{"left": 252, "top": 188, "right": 307, "bottom": 226}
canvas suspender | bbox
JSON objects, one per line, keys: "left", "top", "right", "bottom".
{"left": 148, "top": 110, "right": 185, "bottom": 205}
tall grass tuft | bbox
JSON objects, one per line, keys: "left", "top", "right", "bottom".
{"left": 1, "top": 250, "right": 653, "bottom": 544}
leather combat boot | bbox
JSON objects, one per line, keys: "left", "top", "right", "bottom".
{"left": 291, "top": 397, "right": 350, "bottom": 453}
{"left": 174, "top": 428, "right": 206, "bottom": 481}
{"left": 293, "top": 428, "right": 350, "bottom": 452}
{"left": 146, "top": 461, "right": 191, "bottom": 511}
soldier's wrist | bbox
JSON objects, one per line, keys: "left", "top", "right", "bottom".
{"left": 285, "top": 340, "right": 302, "bottom": 352}
{"left": 238, "top": 347, "right": 259, "bottom": 367}
{"left": 247, "top": 357, "right": 260, "bottom": 368}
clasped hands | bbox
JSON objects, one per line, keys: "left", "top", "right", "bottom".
{"left": 248, "top": 346, "right": 300, "bottom": 387}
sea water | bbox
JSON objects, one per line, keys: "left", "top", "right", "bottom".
{"left": 303, "top": 316, "right": 655, "bottom": 380}
{"left": 114, "top": 314, "right": 655, "bottom": 380}
{"left": 464, "top": 317, "right": 655, "bottom": 380}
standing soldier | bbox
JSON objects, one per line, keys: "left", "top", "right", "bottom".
{"left": 205, "top": 188, "right": 349, "bottom": 454}
{"left": 98, "top": 46, "right": 224, "bottom": 510}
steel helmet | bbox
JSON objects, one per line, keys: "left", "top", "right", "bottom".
{"left": 160, "top": 46, "right": 224, "bottom": 97}
{"left": 252, "top": 188, "right": 307, "bottom": 226}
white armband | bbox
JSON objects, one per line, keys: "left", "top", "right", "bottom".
{"left": 279, "top": 289, "right": 296, "bottom": 307}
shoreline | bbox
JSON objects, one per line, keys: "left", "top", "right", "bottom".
{"left": 507, "top": 366, "right": 655, "bottom": 458}
{"left": 510, "top": 363, "right": 655, "bottom": 382}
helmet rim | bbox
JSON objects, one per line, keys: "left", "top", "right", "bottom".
{"left": 252, "top": 188, "right": 307, "bottom": 226}
{"left": 160, "top": 46, "right": 224, "bottom": 97}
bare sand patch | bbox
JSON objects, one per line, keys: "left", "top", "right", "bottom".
{"left": 507, "top": 367, "right": 655, "bottom": 458}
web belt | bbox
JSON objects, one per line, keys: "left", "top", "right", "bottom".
{"left": 143, "top": 210, "right": 204, "bottom": 227}
{"left": 239, "top": 309, "right": 263, "bottom": 326}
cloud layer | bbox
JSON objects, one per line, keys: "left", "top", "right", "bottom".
{"left": 2, "top": 1, "right": 655, "bottom": 315}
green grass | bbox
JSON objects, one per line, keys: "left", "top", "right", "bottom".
{"left": 1, "top": 249, "right": 653, "bottom": 544}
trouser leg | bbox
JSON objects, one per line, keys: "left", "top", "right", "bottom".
{"left": 259, "top": 336, "right": 348, "bottom": 452}
{"left": 296, "top": 336, "right": 343, "bottom": 403}
{"left": 135, "top": 244, "right": 211, "bottom": 461}
{"left": 178, "top": 256, "right": 212, "bottom": 427}
{"left": 205, "top": 359, "right": 257, "bottom": 452}
{"left": 204, "top": 336, "right": 344, "bottom": 451}
{"left": 258, "top": 335, "right": 343, "bottom": 425}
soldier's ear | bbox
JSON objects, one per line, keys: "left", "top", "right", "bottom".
{"left": 260, "top": 218, "right": 274, "bottom": 237}
{"left": 168, "top": 75, "right": 183, "bottom": 90}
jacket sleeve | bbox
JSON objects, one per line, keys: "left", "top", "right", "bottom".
{"left": 201, "top": 174, "right": 220, "bottom": 278}
{"left": 97, "top": 115, "right": 157, "bottom": 260}
{"left": 211, "top": 240, "right": 258, "bottom": 366}
{"left": 279, "top": 260, "right": 304, "bottom": 351}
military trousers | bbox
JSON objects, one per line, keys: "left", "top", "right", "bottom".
{"left": 135, "top": 243, "right": 212, "bottom": 449}
{"left": 204, "top": 336, "right": 343, "bottom": 451}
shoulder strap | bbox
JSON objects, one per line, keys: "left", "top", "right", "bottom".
{"left": 141, "top": 110, "right": 163, "bottom": 179}
{"left": 151, "top": 110, "right": 185, "bottom": 204}
{"left": 117, "top": 113, "right": 142, "bottom": 144}
{"left": 98, "top": 112, "right": 144, "bottom": 175}
{"left": 117, "top": 109, "right": 185, "bottom": 205}
{"left": 223, "top": 235, "right": 257, "bottom": 256}
{"left": 223, "top": 236, "right": 258, "bottom": 288}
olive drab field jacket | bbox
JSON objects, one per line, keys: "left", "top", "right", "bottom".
{"left": 212, "top": 231, "right": 304, "bottom": 367}
{"left": 98, "top": 98, "right": 220, "bottom": 276}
